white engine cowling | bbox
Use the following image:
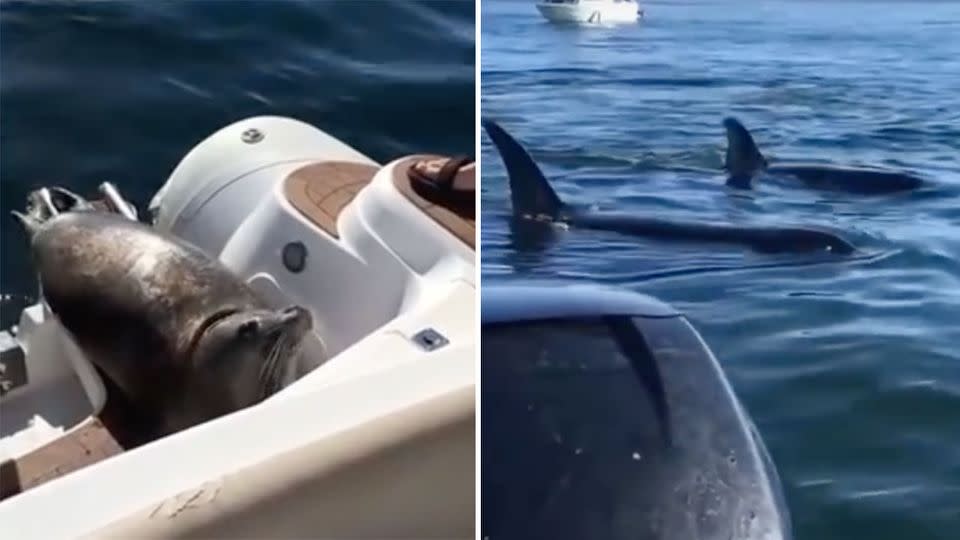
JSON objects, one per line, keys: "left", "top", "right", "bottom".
{"left": 149, "top": 115, "right": 377, "bottom": 255}
{"left": 147, "top": 115, "right": 474, "bottom": 361}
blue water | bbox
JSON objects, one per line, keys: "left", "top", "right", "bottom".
{"left": 0, "top": 0, "right": 475, "bottom": 326}
{"left": 482, "top": 1, "right": 960, "bottom": 538}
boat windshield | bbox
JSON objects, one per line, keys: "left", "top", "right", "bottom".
{"left": 481, "top": 315, "right": 788, "bottom": 539}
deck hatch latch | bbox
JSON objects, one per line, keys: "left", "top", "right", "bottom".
{"left": 412, "top": 328, "right": 449, "bottom": 352}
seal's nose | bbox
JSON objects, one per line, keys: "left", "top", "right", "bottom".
{"left": 280, "top": 305, "right": 313, "bottom": 331}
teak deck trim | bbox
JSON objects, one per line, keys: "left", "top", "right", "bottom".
{"left": 284, "top": 161, "right": 380, "bottom": 239}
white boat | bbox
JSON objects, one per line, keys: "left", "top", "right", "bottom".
{"left": 0, "top": 116, "right": 475, "bottom": 539}
{"left": 535, "top": 0, "right": 644, "bottom": 25}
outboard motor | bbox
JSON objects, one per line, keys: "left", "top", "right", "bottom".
{"left": 481, "top": 282, "right": 792, "bottom": 540}
{"left": 148, "top": 115, "right": 378, "bottom": 255}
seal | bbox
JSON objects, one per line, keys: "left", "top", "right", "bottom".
{"left": 482, "top": 118, "right": 856, "bottom": 255}
{"left": 722, "top": 116, "right": 925, "bottom": 193}
{"left": 13, "top": 208, "right": 315, "bottom": 436}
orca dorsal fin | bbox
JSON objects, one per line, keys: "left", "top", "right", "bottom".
{"left": 482, "top": 118, "right": 564, "bottom": 218}
{"left": 722, "top": 117, "right": 768, "bottom": 188}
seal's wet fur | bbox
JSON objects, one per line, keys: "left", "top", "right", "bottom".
{"left": 15, "top": 210, "right": 314, "bottom": 436}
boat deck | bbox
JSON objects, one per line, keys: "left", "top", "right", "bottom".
{"left": 0, "top": 375, "right": 149, "bottom": 501}
{"left": 284, "top": 156, "right": 475, "bottom": 249}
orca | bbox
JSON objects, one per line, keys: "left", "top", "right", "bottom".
{"left": 482, "top": 118, "right": 856, "bottom": 255}
{"left": 723, "top": 116, "right": 925, "bottom": 194}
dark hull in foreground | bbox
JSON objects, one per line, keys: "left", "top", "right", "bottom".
{"left": 482, "top": 282, "right": 793, "bottom": 540}
{"left": 482, "top": 118, "right": 856, "bottom": 255}
{"left": 723, "top": 117, "right": 926, "bottom": 194}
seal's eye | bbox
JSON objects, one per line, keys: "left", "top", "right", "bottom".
{"left": 238, "top": 320, "right": 260, "bottom": 340}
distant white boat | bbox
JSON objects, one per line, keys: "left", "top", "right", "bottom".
{"left": 536, "top": 0, "right": 644, "bottom": 25}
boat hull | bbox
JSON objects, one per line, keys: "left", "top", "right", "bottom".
{"left": 0, "top": 115, "right": 477, "bottom": 540}
{"left": 536, "top": 1, "right": 641, "bottom": 24}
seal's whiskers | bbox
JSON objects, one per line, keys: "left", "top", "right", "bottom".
{"left": 259, "top": 332, "right": 289, "bottom": 399}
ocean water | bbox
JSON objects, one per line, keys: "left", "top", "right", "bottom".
{"left": 0, "top": 0, "right": 475, "bottom": 326}
{"left": 482, "top": 1, "right": 960, "bottom": 538}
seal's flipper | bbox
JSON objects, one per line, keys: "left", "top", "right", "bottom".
{"left": 48, "top": 187, "right": 95, "bottom": 213}
{"left": 481, "top": 118, "right": 564, "bottom": 219}
{"left": 11, "top": 210, "right": 42, "bottom": 239}
{"left": 23, "top": 186, "right": 95, "bottom": 226}
{"left": 25, "top": 188, "right": 60, "bottom": 222}
{"left": 722, "top": 117, "right": 768, "bottom": 189}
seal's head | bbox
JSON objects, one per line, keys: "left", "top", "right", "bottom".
{"left": 722, "top": 117, "right": 768, "bottom": 189}
{"left": 185, "top": 305, "right": 314, "bottom": 421}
